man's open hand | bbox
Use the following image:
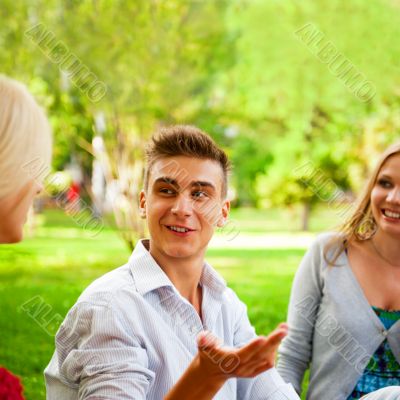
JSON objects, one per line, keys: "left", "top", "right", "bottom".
{"left": 197, "top": 323, "right": 288, "bottom": 380}
{"left": 164, "top": 323, "right": 289, "bottom": 400}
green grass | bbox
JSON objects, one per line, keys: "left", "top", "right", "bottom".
{"left": 228, "top": 204, "right": 345, "bottom": 234}
{"left": 0, "top": 208, "right": 321, "bottom": 399}
{"left": 206, "top": 248, "right": 304, "bottom": 332}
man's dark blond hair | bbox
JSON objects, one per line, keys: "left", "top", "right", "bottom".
{"left": 144, "top": 125, "right": 230, "bottom": 198}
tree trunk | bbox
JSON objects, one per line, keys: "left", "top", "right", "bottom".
{"left": 301, "top": 201, "right": 311, "bottom": 231}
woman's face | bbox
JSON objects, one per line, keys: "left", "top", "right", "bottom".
{"left": 371, "top": 153, "right": 400, "bottom": 238}
{"left": 0, "top": 179, "right": 43, "bottom": 243}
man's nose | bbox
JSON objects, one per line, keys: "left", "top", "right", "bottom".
{"left": 171, "top": 194, "right": 193, "bottom": 217}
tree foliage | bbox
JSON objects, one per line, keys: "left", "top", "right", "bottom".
{"left": 1, "top": 0, "right": 400, "bottom": 236}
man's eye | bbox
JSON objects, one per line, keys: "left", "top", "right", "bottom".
{"left": 160, "top": 188, "right": 175, "bottom": 195}
{"left": 377, "top": 179, "right": 392, "bottom": 188}
{"left": 192, "top": 191, "right": 207, "bottom": 199}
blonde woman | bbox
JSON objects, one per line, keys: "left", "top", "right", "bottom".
{"left": 277, "top": 143, "right": 400, "bottom": 399}
{"left": 0, "top": 76, "right": 52, "bottom": 243}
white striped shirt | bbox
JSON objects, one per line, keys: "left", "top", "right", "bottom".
{"left": 45, "top": 239, "right": 298, "bottom": 399}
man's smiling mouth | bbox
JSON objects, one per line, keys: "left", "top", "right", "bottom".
{"left": 166, "top": 225, "right": 193, "bottom": 233}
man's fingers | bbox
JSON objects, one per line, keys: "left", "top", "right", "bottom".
{"left": 263, "top": 325, "right": 288, "bottom": 347}
{"left": 237, "top": 323, "right": 288, "bottom": 364}
{"left": 277, "top": 322, "right": 289, "bottom": 330}
{"left": 249, "top": 360, "right": 274, "bottom": 377}
{"left": 234, "top": 358, "right": 272, "bottom": 376}
{"left": 197, "top": 331, "right": 222, "bottom": 351}
{"left": 237, "top": 337, "right": 270, "bottom": 363}
{"left": 196, "top": 324, "right": 289, "bottom": 379}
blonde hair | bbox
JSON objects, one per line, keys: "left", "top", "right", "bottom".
{"left": 0, "top": 76, "right": 52, "bottom": 199}
{"left": 326, "top": 142, "right": 400, "bottom": 265}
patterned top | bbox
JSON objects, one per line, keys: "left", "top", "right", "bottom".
{"left": 348, "top": 306, "right": 400, "bottom": 400}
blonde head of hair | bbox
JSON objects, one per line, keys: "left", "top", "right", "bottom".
{"left": 326, "top": 142, "right": 400, "bottom": 265}
{"left": 0, "top": 76, "right": 52, "bottom": 199}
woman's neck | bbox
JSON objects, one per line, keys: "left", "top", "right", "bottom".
{"left": 370, "top": 230, "right": 400, "bottom": 268}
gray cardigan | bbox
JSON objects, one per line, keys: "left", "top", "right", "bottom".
{"left": 277, "top": 233, "right": 400, "bottom": 400}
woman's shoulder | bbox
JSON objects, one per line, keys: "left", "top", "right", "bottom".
{"left": 309, "top": 231, "right": 344, "bottom": 254}
{"left": 315, "top": 231, "right": 343, "bottom": 244}
{"left": 301, "top": 231, "right": 347, "bottom": 272}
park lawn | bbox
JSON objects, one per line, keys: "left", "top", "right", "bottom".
{"left": 0, "top": 209, "right": 312, "bottom": 399}
{"left": 228, "top": 204, "right": 346, "bottom": 234}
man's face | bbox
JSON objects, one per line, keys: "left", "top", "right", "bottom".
{"left": 140, "top": 156, "right": 230, "bottom": 262}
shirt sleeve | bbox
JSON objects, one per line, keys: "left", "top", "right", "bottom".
{"left": 276, "top": 237, "right": 325, "bottom": 395}
{"left": 54, "top": 295, "right": 155, "bottom": 399}
{"left": 232, "top": 293, "right": 300, "bottom": 400}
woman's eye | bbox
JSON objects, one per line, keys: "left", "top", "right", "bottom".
{"left": 378, "top": 179, "right": 392, "bottom": 188}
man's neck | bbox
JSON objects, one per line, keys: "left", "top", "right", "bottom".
{"left": 148, "top": 244, "right": 205, "bottom": 308}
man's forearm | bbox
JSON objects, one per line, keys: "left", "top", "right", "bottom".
{"left": 164, "top": 355, "right": 227, "bottom": 400}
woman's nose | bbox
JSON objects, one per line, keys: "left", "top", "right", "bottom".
{"left": 387, "top": 186, "right": 400, "bottom": 204}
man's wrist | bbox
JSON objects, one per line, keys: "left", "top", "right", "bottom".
{"left": 192, "top": 355, "right": 228, "bottom": 393}
{"left": 164, "top": 354, "right": 228, "bottom": 400}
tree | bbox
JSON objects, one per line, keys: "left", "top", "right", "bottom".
{"left": 222, "top": 0, "right": 400, "bottom": 228}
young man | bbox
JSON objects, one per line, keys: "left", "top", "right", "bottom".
{"left": 45, "top": 125, "right": 299, "bottom": 399}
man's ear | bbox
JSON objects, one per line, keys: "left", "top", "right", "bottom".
{"left": 139, "top": 190, "right": 147, "bottom": 218}
{"left": 217, "top": 199, "right": 230, "bottom": 227}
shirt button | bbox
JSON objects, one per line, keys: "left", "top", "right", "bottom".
{"left": 190, "top": 326, "right": 197, "bottom": 333}
{"left": 382, "top": 329, "right": 388, "bottom": 337}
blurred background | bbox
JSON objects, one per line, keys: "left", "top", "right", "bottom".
{"left": 1, "top": 0, "right": 399, "bottom": 398}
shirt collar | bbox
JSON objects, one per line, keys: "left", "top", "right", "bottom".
{"left": 200, "top": 260, "right": 227, "bottom": 296}
{"left": 129, "top": 239, "right": 226, "bottom": 296}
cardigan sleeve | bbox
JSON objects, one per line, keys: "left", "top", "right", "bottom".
{"left": 277, "top": 235, "right": 328, "bottom": 395}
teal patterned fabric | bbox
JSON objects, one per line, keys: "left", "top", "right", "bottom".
{"left": 347, "top": 307, "right": 400, "bottom": 400}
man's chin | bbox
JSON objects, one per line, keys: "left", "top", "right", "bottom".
{"left": 166, "top": 248, "right": 194, "bottom": 259}
{"left": 162, "top": 242, "right": 201, "bottom": 259}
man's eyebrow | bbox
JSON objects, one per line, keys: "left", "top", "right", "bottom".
{"left": 153, "top": 177, "right": 179, "bottom": 187}
{"left": 153, "top": 177, "right": 216, "bottom": 191}
{"left": 191, "top": 181, "right": 216, "bottom": 191}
